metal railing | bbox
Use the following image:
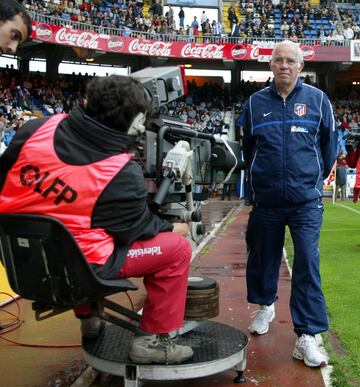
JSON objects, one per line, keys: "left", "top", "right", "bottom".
{"left": 30, "top": 11, "right": 351, "bottom": 47}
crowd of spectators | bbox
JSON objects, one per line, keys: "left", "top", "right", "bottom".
{"left": 338, "top": 5, "right": 360, "bottom": 40}
{"left": 0, "top": 66, "right": 87, "bottom": 113}
{"left": 22, "top": 0, "right": 360, "bottom": 43}
{"left": 232, "top": 0, "right": 339, "bottom": 41}
{"left": 4, "top": 63, "right": 357, "bottom": 152}
{"left": 0, "top": 66, "right": 89, "bottom": 153}
{"left": 24, "top": 0, "right": 228, "bottom": 41}
{"left": 0, "top": 67, "right": 233, "bottom": 152}
{"left": 165, "top": 80, "right": 230, "bottom": 134}
{"left": 333, "top": 87, "right": 360, "bottom": 155}
{"left": 26, "top": 0, "right": 148, "bottom": 34}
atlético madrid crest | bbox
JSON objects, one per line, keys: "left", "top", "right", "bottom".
{"left": 294, "top": 103, "right": 307, "bottom": 117}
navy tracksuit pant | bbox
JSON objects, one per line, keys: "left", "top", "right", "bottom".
{"left": 246, "top": 199, "right": 328, "bottom": 336}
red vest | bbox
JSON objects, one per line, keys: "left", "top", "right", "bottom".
{"left": 0, "top": 114, "right": 132, "bottom": 265}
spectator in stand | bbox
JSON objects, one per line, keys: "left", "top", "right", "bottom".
{"left": 344, "top": 23, "right": 354, "bottom": 40}
{"left": 200, "top": 10, "right": 208, "bottom": 32}
{"left": 202, "top": 19, "right": 212, "bottom": 40}
{"left": 341, "top": 114, "right": 350, "bottom": 130}
{"left": 228, "top": 4, "right": 238, "bottom": 31}
{"left": 281, "top": 20, "right": 290, "bottom": 38}
{"left": 186, "top": 24, "right": 193, "bottom": 42}
{"left": 178, "top": 26, "right": 187, "bottom": 41}
{"left": 212, "top": 20, "right": 223, "bottom": 37}
{"left": 178, "top": 7, "right": 185, "bottom": 28}
{"left": 0, "top": 0, "right": 32, "bottom": 56}
{"left": 152, "top": 0, "right": 163, "bottom": 18}
{"left": 349, "top": 117, "right": 358, "bottom": 129}
{"left": 318, "top": 25, "right": 327, "bottom": 42}
{"left": 167, "top": 5, "right": 174, "bottom": 20}
{"left": 191, "top": 16, "right": 199, "bottom": 37}
{"left": 335, "top": 151, "right": 347, "bottom": 201}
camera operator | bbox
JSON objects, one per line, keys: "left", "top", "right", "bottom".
{"left": 0, "top": 75, "right": 193, "bottom": 365}
{"left": 346, "top": 136, "right": 360, "bottom": 203}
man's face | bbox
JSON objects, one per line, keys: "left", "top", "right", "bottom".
{"left": 0, "top": 15, "right": 29, "bottom": 56}
{"left": 269, "top": 45, "right": 304, "bottom": 89}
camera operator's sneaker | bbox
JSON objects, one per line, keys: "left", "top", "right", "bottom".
{"left": 80, "top": 316, "right": 105, "bottom": 341}
{"left": 249, "top": 304, "right": 275, "bottom": 335}
{"left": 293, "top": 334, "right": 328, "bottom": 367}
{"left": 129, "top": 333, "right": 193, "bottom": 364}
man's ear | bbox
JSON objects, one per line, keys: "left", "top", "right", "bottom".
{"left": 269, "top": 59, "right": 274, "bottom": 72}
{"left": 298, "top": 61, "right": 304, "bottom": 72}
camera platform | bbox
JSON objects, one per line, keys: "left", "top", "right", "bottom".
{"left": 83, "top": 320, "right": 248, "bottom": 387}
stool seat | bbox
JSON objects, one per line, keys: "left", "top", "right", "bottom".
{"left": 0, "top": 213, "right": 137, "bottom": 319}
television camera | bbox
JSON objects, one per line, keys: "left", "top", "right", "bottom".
{"left": 132, "top": 66, "right": 245, "bottom": 245}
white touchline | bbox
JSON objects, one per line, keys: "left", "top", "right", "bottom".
{"left": 335, "top": 203, "right": 360, "bottom": 215}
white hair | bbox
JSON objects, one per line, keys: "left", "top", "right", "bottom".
{"left": 271, "top": 40, "right": 303, "bottom": 64}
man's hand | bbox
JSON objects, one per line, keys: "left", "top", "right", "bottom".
{"left": 172, "top": 222, "right": 189, "bottom": 236}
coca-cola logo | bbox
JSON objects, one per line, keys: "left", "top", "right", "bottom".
{"left": 301, "top": 45, "right": 315, "bottom": 61}
{"left": 55, "top": 28, "right": 100, "bottom": 49}
{"left": 231, "top": 45, "right": 247, "bottom": 60}
{"left": 129, "top": 39, "right": 172, "bottom": 56}
{"left": 181, "top": 43, "right": 225, "bottom": 59}
{"left": 250, "top": 45, "right": 260, "bottom": 60}
{"left": 36, "top": 23, "right": 52, "bottom": 41}
{"left": 107, "top": 36, "right": 124, "bottom": 52}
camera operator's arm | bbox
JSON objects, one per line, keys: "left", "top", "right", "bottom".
{"left": 92, "top": 160, "right": 175, "bottom": 245}
{"left": 320, "top": 95, "right": 337, "bottom": 179}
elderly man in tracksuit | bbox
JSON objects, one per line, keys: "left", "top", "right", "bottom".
{"left": 243, "top": 40, "right": 337, "bottom": 368}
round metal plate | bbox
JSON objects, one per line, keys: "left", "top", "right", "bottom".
{"left": 83, "top": 321, "right": 248, "bottom": 380}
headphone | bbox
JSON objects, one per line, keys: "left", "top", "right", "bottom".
{"left": 128, "top": 112, "right": 146, "bottom": 136}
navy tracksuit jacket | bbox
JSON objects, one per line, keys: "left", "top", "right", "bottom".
{"left": 243, "top": 79, "right": 338, "bottom": 336}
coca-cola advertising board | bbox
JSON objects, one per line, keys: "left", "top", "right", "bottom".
{"left": 32, "top": 22, "right": 317, "bottom": 61}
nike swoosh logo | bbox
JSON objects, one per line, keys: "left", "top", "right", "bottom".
{"left": 263, "top": 112, "right": 272, "bottom": 117}
{"left": 317, "top": 205, "right": 323, "bottom": 208}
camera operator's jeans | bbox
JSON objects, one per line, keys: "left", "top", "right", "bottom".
{"left": 246, "top": 199, "right": 329, "bottom": 336}
{"left": 75, "top": 232, "right": 192, "bottom": 335}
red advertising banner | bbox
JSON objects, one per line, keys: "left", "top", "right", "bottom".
{"left": 32, "top": 21, "right": 318, "bottom": 61}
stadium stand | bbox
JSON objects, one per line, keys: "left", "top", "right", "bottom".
{"left": 22, "top": 0, "right": 356, "bottom": 43}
